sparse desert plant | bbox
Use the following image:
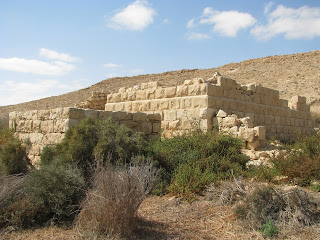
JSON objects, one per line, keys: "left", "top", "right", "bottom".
{"left": 0, "top": 130, "right": 30, "bottom": 176}
{"left": 149, "top": 132, "right": 248, "bottom": 197}
{"left": 234, "top": 186, "right": 320, "bottom": 232}
{"left": 24, "top": 163, "right": 86, "bottom": 225}
{"left": 0, "top": 174, "right": 37, "bottom": 229}
{"left": 0, "top": 117, "right": 8, "bottom": 131}
{"left": 76, "top": 156, "right": 158, "bottom": 237}
{"left": 273, "top": 134, "right": 320, "bottom": 186}
{"left": 41, "top": 118, "right": 147, "bottom": 178}
{"left": 311, "top": 110, "right": 320, "bottom": 128}
{"left": 260, "top": 220, "right": 279, "bottom": 238}
{"left": 169, "top": 161, "right": 215, "bottom": 202}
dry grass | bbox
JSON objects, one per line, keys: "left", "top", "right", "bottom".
{"left": 0, "top": 174, "right": 28, "bottom": 209}
{"left": 75, "top": 160, "right": 158, "bottom": 238}
{"left": 2, "top": 179, "right": 320, "bottom": 240}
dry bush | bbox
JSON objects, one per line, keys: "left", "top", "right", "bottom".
{"left": 0, "top": 174, "right": 28, "bottom": 208}
{"left": 234, "top": 186, "right": 320, "bottom": 232}
{"left": 0, "top": 174, "right": 36, "bottom": 229}
{"left": 76, "top": 157, "right": 158, "bottom": 238}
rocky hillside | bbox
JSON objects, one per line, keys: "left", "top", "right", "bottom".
{"left": 1, "top": 50, "right": 319, "bottom": 119}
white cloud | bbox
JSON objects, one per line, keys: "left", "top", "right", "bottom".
{"left": 264, "top": 2, "right": 274, "bottom": 14}
{"left": 0, "top": 57, "right": 75, "bottom": 76}
{"left": 103, "top": 63, "right": 121, "bottom": 68}
{"left": 187, "top": 18, "right": 196, "bottom": 28}
{"left": 200, "top": 7, "right": 256, "bottom": 37}
{"left": 251, "top": 5, "right": 320, "bottom": 40}
{"left": 163, "top": 18, "right": 169, "bottom": 24}
{"left": 39, "top": 48, "right": 80, "bottom": 62}
{"left": 187, "top": 32, "right": 211, "bottom": 40}
{"left": 107, "top": 0, "right": 156, "bottom": 31}
{"left": 0, "top": 79, "right": 86, "bottom": 106}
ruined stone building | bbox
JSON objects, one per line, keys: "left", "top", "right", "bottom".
{"left": 9, "top": 73, "right": 314, "bottom": 164}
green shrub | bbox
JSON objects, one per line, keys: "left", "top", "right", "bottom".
{"left": 0, "top": 130, "right": 29, "bottom": 176}
{"left": 169, "top": 162, "right": 215, "bottom": 202}
{"left": 41, "top": 118, "right": 147, "bottom": 178}
{"left": 0, "top": 117, "right": 8, "bottom": 132}
{"left": 260, "top": 220, "right": 279, "bottom": 238}
{"left": 273, "top": 134, "right": 320, "bottom": 186}
{"left": 148, "top": 132, "right": 248, "bottom": 198}
{"left": 246, "top": 165, "right": 280, "bottom": 183}
{"left": 24, "top": 163, "right": 86, "bottom": 225}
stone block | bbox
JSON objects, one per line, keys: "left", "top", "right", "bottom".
{"left": 123, "top": 102, "right": 132, "bottom": 112}
{"left": 105, "top": 103, "right": 115, "bottom": 111}
{"left": 291, "top": 95, "right": 306, "bottom": 104}
{"left": 169, "top": 98, "right": 180, "bottom": 110}
{"left": 207, "top": 84, "right": 222, "bottom": 97}
{"left": 238, "top": 127, "right": 256, "bottom": 142}
{"left": 207, "top": 96, "right": 222, "bottom": 109}
{"left": 64, "top": 108, "right": 85, "bottom": 119}
{"left": 180, "top": 97, "right": 192, "bottom": 109}
{"left": 247, "top": 140, "right": 260, "bottom": 150}
{"left": 99, "top": 111, "right": 113, "bottom": 120}
{"left": 169, "top": 120, "right": 181, "bottom": 130}
{"left": 84, "top": 109, "right": 98, "bottom": 119}
{"left": 146, "top": 88, "right": 156, "bottom": 99}
{"left": 155, "top": 88, "right": 165, "bottom": 99}
{"left": 133, "top": 112, "right": 148, "bottom": 122}
{"left": 114, "top": 103, "right": 125, "bottom": 111}
{"left": 120, "top": 92, "right": 128, "bottom": 102}
{"left": 140, "top": 101, "right": 150, "bottom": 111}
{"left": 222, "top": 116, "right": 239, "bottom": 128}
{"left": 164, "top": 87, "right": 176, "bottom": 98}
{"left": 176, "top": 85, "right": 188, "bottom": 97}
{"left": 217, "top": 109, "right": 228, "bottom": 117}
{"left": 187, "top": 84, "right": 200, "bottom": 96}
{"left": 113, "top": 111, "right": 132, "bottom": 121}
{"left": 132, "top": 102, "right": 141, "bottom": 112}
{"left": 184, "top": 80, "right": 192, "bottom": 85}
{"left": 199, "top": 108, "right": 216, "bottom": 119}
{"left": 163, "top": 110, "right": 177, "bottom": 121}
{"left": 140, "top": 122, "right": 153, "bottom": 135}
{"left": 120, "top": 120, "right": 139, "bottom": 129}
{"left": 141, "top": 83, "right": 148, "bottom": 90}
{"left": 28, "top": 133, "right": 44, "bottom": 143}
{"left": 152, "top": 122, "right": 161, "bottom": 132}
{"left": 38, "top": 110, "right": 51, "bottom": 120}
{"left": 148, "top": 113, "right": 161, "bottom": 121}
{"left": 254, "top": 126, "right": 266, "bottom": 140}
{"left": 159, "top": 99, "right": 169, "bottom": 110}
{"left": 136, "top": 90, "right": 146, "bottom": 101}
{"left": 192, "top": 96, "right": 207, "bottom": 108}
{"left": 148, "top": 81, "right": 158, "bottom": 88}
{"left": 40, "top": 120, "right": 54, "bottom": 133}
{"left": 240, "top": 117, "right": 253, "bottom": 128}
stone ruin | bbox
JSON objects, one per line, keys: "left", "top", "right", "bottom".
{"left": 9, "top": 73, "right": 314, "bottom": 164}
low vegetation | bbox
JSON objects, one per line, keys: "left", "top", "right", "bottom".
{"left": 1, "top": 117, "right": 320, "bottom": 239}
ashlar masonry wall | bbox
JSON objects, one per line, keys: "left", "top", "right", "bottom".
{"left": 104, "top": 74, "right": 314, "bottom": 140}
{"left": 9, "top": 107, "right": 161, "bottom": 164}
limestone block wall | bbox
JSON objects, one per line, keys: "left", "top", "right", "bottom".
{"left": 76, "top": 91, "right": 109, "bottom": 110}
{"left": 105, "top": 79, "right": 211, "bottom": 137}
{"left": 104, "top": 75, "right": 314, "bottom": 139}
{"left": 9, "top": 107, "right": 161, "bottom": 164}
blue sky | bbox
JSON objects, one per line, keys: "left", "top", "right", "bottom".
{"left": 0, "top": 0, "right": 320, "bottom": 106}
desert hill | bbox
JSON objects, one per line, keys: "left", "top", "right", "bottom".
{"left": 1, "top": 50, "right": 319, "bottom": 120}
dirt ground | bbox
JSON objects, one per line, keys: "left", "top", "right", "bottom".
{"left": 2, "top": 193, "right": 320, "bottom": 240}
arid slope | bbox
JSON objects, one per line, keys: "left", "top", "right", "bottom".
{"left": 1, "top": 50, "right": 319, "bottom": 119}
